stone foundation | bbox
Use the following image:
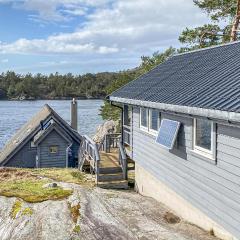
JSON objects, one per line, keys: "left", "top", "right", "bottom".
{"left": 135, "top": 163, "right": 237, "bottom": 240}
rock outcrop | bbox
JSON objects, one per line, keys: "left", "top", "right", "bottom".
{"left": 93, "top": 120, "right": 117, "bottom": 143}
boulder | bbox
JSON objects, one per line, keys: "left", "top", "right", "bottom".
{"left": 42, "top": 182, "right": 58, "bottom": 189}
{"left": 93, "top": 120, "right": 117, "bottom": 143}
{"left": 163, "top": 211, "right": 181, "bottom": 224}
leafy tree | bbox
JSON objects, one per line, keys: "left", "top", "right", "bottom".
{"left": 179, "top": 0, "right": 239, "bottom": 51}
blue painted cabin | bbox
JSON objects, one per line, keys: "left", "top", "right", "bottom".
{"left": 0, "top": 104, "right": 81, "bottom": 168}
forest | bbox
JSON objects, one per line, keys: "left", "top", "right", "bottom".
{"left": 0, "top": 71, "right": 121, "bottom": 100}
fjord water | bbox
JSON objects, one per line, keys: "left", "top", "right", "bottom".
{"left": 0, "top": 100, "right": 103, "bottom": 150}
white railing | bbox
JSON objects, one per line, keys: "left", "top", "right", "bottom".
{"left": 79, "top": 135, "right": 100, "bottom": 182}
{"left": 119, "top": 143, "right": 128, "bottom": 180}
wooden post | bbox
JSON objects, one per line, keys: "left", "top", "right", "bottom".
{"left": 71, "top": 98, "right": 78, "bottom": 131}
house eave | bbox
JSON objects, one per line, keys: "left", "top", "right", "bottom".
{"left": 109, "top": 96, "right": 240, "bottom": 123}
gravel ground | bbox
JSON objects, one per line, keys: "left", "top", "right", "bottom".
{"left": 0, "top": 182, "right": 219, "bottom": 240}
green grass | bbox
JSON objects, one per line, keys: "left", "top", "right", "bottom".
{"left": 73, "top": 225, "right": 81, "bottom": 233}
{"left": 0, "top": 168, "right": 93, "bottom": 203}
{"left": 11, "top": 200, "right": 22, "bottom": 218}
{"left": 31, "top": 168, "right": 91, "bottom": 185}
{"left": 22, "top": 207, "right": 33, "bottom": 216}
{"left": 0, "top": 179, "right": 73, "bottom": 203}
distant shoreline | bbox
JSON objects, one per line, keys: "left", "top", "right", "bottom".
{"left": 0, "top": 97, "right": 105, "bottom": 101}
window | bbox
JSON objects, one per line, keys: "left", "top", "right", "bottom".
{"left": 193, "top": 118, "right": 214, "bottom": 157}
{"left": 140, "top": 108, "right": 161, "bottom": 135}
{"left": 123, "top": 105, "right": 132, "bottom": 126}
{"left": 49, "top": 145, "right": 58, "bottom": 154}
{"left": 149, "top": 109, "right": 160, "bottom": 133}
{"left": 140, "top": 108, "right": 148, "bottom": 130}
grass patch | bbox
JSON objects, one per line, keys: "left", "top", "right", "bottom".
{"left": 0, "top": 180, "right": 72, "bottom": 203}
{"left": 22, "top": 207, "right": 33, "bottom": 216}
{"left": 11, "top": 200, "right": 22, "bottom": 219}
{"left": 69, "top": 203, "right": 81, "bottom": 223}
{"left": 0, "top": 168, "right": 73, "bottom": 203}
{"left": 73, "top": 225, "right": 81, "bottom": 233}
{"left": 31, "top": 168, "right": 92, "bottom": 186}
{"left": 73, "top": 225, "right": 80, "bottom": 233}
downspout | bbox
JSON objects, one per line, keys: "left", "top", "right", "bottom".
{"left": 109, "top": 100, "right": 124, "bottom": 144}
{"left": 66, "top": 143, "right": 73, "bottom": 168}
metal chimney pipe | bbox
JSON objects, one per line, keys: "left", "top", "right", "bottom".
{"left": 71, "top": 98, "right": 78, "bottom": 131}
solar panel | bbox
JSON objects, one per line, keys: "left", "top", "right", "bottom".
{"left": 156, "top": 119, "right": 180, "bottom": 149}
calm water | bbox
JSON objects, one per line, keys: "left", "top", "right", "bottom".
{"left": 0, "top": 100, "right": 104, "bottom": 150}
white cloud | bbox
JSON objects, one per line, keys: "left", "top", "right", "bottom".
{"left": 0, "top": 0, "right": 209, "bottom": 57}
{"left": 1, "top": 0, "right": 112, "bottom": 22}
{"left": 1, "top": 59, "right": 9, "bottom": 63}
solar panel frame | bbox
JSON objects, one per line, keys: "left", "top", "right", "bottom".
{"left": 155, "top": 119, "right": 181, "bottom": 150}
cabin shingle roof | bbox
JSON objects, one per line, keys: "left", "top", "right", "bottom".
{"left": 110, "top": 41, "right": 240, "bottom": 113}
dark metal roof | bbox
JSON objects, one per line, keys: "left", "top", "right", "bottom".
{"left": 110, "top": 41, "right": 240, "bottom": 113}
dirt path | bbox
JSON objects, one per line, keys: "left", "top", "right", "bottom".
{"left": 0, "top": 182, "right": 218, "bottom": 240}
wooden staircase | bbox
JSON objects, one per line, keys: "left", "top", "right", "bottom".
{"left": 79, "top": 134, "right": 130, "bottom": 189}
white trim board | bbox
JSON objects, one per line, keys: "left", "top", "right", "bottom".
{"left": 109, "top": 97, "right": 240, "bottom": 124}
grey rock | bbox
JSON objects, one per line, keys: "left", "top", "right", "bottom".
{"left": 92, "top": 120, "right": 117, "bottom": 143}
{"left": 0, "top": 181, "right": 218, "bottom": 240}
{"left": 42, "top": 182, "right": 58, "bottom": 188}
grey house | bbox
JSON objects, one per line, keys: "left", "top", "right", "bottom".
{"left": 0, "top": 102, "right": 81, "bottom": 168}
{"left": 109, "top": 41, "right": 240, "bottom": 240}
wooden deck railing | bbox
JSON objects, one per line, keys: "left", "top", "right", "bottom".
{"left": 79, "top": 135, "right": 100, "bottom": 182}
{"left": 119, "top": 143, "right": 128, "bottom": 180}
{"left": 103, "top": 133, "right": 121, "bottom": 153}
{"left": 79, "top": 133, "right": 128, "bottom": 182}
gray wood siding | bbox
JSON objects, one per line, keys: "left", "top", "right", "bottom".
{"left": 39, "top": 130, "right": 68, "bottom": 168}
{"left": 132, "top": 107, "right": 240, "bottom": 239}
{"left": 6, "top": 141, "right": 36, "bottom": 168}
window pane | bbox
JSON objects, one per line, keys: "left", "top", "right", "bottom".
{"left": 49, "top": 145, "right": 58, "bottom": 154}
{"left": 195, "top": 119, "right": 211, "bottom": 150}
{"left": 128, "top": 107, "right": 132, "bottom": 126}
{"left": 124, "top": 105, "right": 131, "bottom": 126}
{"left": 150, "top": 110, "right": 159, "bottom": 131}
{"left": 141, "top": 108, "right": 148, "bottom": 127}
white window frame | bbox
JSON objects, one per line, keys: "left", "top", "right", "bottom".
{"left": 140, "top": 108, "right": 149, "bottom": 132}
{"left": 149, "top": 109, "right": 161, "bottom": 135}
{"left": 193, "top": 118, "right": 215, "bottom": 159}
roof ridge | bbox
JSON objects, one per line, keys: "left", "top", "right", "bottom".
{"left": 174, "top": 40, "right": 240, "bottom": 57}
{"left": 43, "top": 103, "right": 53, "bottom": 112}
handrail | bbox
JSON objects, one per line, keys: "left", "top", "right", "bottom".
{"left": 79, "top": 135, "right": 101, "bottom": 182}
{"left": 104, "top": 133, "right": 121, "bottom": 152}
{"left": 119, "top": 143, "right": 128, "bottom": 180}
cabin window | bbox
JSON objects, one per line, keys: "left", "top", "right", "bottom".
{"left": 140, "top": 108, "right": 161, "bottom": 135}
{"left": 49, "top": 145, "right": 58, "bottom": 154}
{"left": 193, "top": 118, "right": 214, "bottom": 158}
{"left": 149, "top": 109, "right": 160, "bottom": 133}
{"left": 140, "top": 108, "right": 148, "bottom": 130}
{"left": 123, "top": 105, "right": 132, "bottom": 126}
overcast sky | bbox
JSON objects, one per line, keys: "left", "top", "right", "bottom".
{"left": 0, "top": 0, "right": 209, "bottom": 74}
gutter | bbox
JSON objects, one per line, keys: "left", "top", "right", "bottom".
{"left": 109, "top": 96, "right": 240, "bottom": 125}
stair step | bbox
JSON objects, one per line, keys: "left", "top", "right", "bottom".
{"left": 98, "top": 173, "right": 124, "bottom": 182}
{"left": 97, "top": 180, "right": 129, "bottom": 189}
{"left": 99, "top": 167, "right": 122, "bottom": 174}
{"left": 128, "top": 166, "right": 135, "bottom": 171}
